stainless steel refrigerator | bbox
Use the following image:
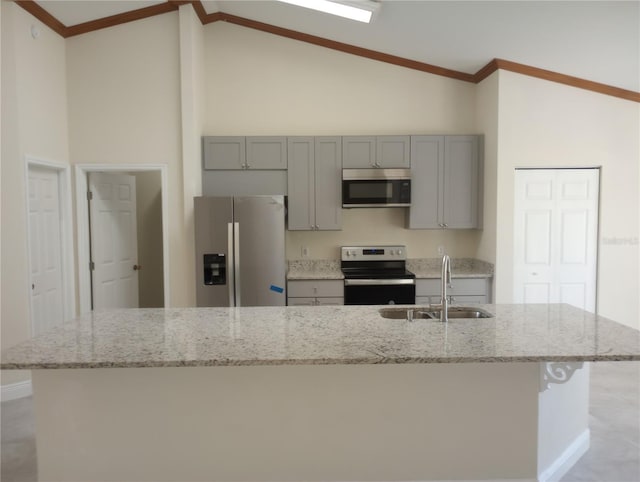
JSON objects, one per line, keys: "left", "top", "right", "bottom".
{"left": 194, "top": 196, "right": 286, "bottom": 307}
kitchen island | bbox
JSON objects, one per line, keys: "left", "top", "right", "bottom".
{"left": 2, "top": 304, "right": 639, "bottom": 482}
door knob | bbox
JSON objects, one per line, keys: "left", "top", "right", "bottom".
{"left": 133, "top": 264, "right": 142, "bottom": 271}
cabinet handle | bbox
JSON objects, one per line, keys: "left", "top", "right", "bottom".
{"left": 443, "top": 223, "right": 448, "bottom": 228}
{"left": 315, "top": 224, "right": 319, "bottom": 230}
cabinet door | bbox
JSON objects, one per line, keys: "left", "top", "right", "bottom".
{"left": 342, "top": 136, "right": 376, "bottom": 168}
{"left": 443, "top": 136, "right": 479, "bottom": 228}
{"left": 203, "top": 136, "right": 245, "bottom": 170}
{"left": 377, "top": 136, "right": 410, "bottom": 168}
{"left": 407, "top": 136, "right": 443, "bottom": 229}
{"left": 287, "top": 137, "right": 315, "bottom": 230}
{"left": 246, "top": 137, "right": 287, "bottom": 169}
{"left": 314, "top": 137, "right": 342, "bottom": 230}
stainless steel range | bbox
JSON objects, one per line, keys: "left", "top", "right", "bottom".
{"left": 341, "top": 245, "right": 416, "bottom": 305}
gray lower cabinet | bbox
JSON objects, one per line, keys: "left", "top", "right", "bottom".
{"left": 203, "top": 136, "right": 287, "bottom": 170}
{"left": 415, "top": 278, "right": 490, "bottom": 304}
{"left": 343, "top": 136, "right": 410, "bottom": 168}
{"left": 287, "top": 280, "right": 344, "bottom": 306}
{"left": 408, "top": 135, "right": 481, "bottom": 229}
{"left": 287, "top": 137, "right": 342, "bottom": 231}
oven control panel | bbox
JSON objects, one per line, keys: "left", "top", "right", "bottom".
{"left": 341, "top": 246, "right": 407, "bottom": 261}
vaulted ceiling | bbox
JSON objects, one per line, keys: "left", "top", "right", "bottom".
{"left": 19, "top": 1, "right": 640, "bottom": 97}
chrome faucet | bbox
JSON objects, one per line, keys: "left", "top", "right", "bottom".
{"left": 440, "top": 254, "right": 451, "bottom": 322}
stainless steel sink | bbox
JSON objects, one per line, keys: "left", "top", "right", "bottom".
{"left": 379, "top": 306, "right": 493, "bottom": 320}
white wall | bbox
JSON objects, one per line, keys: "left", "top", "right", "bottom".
{"left": 474, "top": 72, "right": 500, "bottom": 292}
{"left": 65, "top": 12, "right": 193, "bottom": 306}
{"left": 1, "top": 2, "right": 70, "bottom": 385}
{"left": 133, "top": 171, "right": 164, "bottom": 308}
{"left": 178, "top": 5, "right": 205, "bottom": 300}
{"left": 494, "top": 71, "right": 640, "bottom": 329}
{"left": 203, "top": 22, "right": 482, "bottom": 261}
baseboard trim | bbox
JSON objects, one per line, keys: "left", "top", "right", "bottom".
{"left": 1, "top": 379, "right": 33, "bottom": 402}
{"left": 539, "top": 429, "right": 590, "bottom": 482}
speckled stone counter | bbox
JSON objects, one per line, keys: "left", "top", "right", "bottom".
{"left": 408, "top": 258, "right": 494, "bottom": 278}
{"left": 2, "top": 303, "right": 638, "bottom": 370}
{"left": 285, "top": 258, "right": 493, "bottom": 280}
{"left": 9, "top": 304, "right": 633, "bottom": 481}
{"left": 287, "top": 259, "right": 343, "bottom": 279}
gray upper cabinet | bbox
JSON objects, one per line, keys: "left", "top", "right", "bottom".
{"left": 443, "top": 136, "right": 480, "bottom": 229}
{"left": 203, "top": 136, "right": 245, "bottom": 169}
{"left": 408, "top": 135, "right": 481, "bottom": 229}
{"left": 287, "top": 137, "right": 342, "bottom": 231}
{"left": 343, "top": 136, "right": 410, "bottom": 168}
{"left": 246, "top": 137, "right": 287, "bottom": 169}
{"left": 203, "top": 136, "right": 287, "bottom": 170}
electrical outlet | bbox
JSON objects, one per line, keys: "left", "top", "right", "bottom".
{"left": 437, "top": 245, "right": 445, "bottom": 256}
{"left": 301, "top": 246, "right": 310, "bottom": 258}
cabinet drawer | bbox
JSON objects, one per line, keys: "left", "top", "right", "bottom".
{"left": 316, "top": 297, "right": 344, "bottom": 306}
{"left": 416, "top": 278, "right": 488, "bottom": 297}
{"left": 287, "top": 296, "right": 344, "bottom": 306}
{"left": 417, "top": 294, "right": 486, "bottom": 305}
{"left": 287, "top": 280, "right": 344, "bottom": 298}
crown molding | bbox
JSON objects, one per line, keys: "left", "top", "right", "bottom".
{"left": 13, "top": 0, "right": 640, "bottom": 102}
{"left": 210, "top": 12, "right": 476, "bottom": 83}
{"left": 474, "top": 58, "right": 640, "bottom": 103}
{"left": 15, "top": 0, "right": 67, "bottom": 37}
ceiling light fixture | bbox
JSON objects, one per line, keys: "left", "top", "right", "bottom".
{"left": 278, "top": 0, "right": 380, "bottom": 24}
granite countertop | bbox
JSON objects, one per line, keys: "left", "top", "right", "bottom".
{"left": 2, "top": 304, "right": 639, "bottom": 369}
{"left": 287, "top": 260, "right": 343, "bottom": 279}
{"left": 286, "top": 258, "right": 493, "bottom": 280}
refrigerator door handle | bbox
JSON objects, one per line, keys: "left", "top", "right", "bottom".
{"left": 233, "top": 222, "right": 241, "bottom": 306}
{"left": 227, "top": 222, "right": 235, "bottom": 307}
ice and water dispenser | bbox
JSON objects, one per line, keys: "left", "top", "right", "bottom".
{"left": 203, "top": 253, "right": 226, "bottom": 285}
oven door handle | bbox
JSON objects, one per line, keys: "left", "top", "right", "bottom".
{"left": 344, "top": 279, "right": 416, "bottom": 286}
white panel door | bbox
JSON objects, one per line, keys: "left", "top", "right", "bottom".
{"left": 514, "top": 169, "right": 599, "bottom": 311}
{"left": 28, "top": 166, "right": 64, "bottom": 335}
{"left": 89, "top": 173, "right": 139, "bottom": 309}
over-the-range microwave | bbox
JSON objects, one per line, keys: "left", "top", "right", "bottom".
{"left": 342, "top": 168, "right": 411, "bottom": 208}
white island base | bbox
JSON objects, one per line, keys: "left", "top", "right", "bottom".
{"left": 32, "top": 362, "right": 589, "bottom": 482}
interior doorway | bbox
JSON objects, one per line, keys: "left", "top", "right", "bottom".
{"left": 25, "top": 158, "right": 75, "bottom": 334}
{"left": 513, "top": 168, "right": 600, "bottom": 312}
{"left": 75, "top": 164, "right": 169, "bottom": 314}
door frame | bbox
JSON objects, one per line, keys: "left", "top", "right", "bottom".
{"left": 75, "top": 164, "right": 170, "bottom": 314}
{"left": 24, "top": 157, "right": 76, "bottom": 332}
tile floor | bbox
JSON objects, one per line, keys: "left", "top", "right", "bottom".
{"left": 1, "top": 361, "right": 639, "bottom": 482}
